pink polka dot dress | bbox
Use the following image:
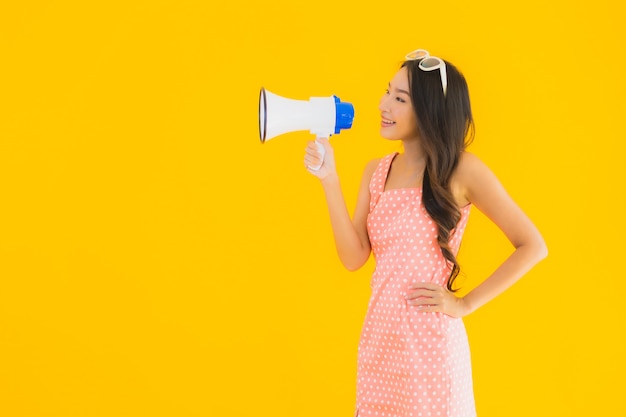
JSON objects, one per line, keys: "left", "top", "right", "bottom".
{"left": 356, "top": 153, "right": 476, "bottom": 417}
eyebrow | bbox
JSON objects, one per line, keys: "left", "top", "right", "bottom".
{"left": 389, "top": 83, "right": 410, "bottom": 96}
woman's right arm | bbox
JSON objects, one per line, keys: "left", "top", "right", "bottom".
{"left": 304, "top": 138, "right": 377, "bottom": 271}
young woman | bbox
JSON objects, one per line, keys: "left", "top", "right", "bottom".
{"left": 304, "top": 49, "right": 548, "bottom": 417}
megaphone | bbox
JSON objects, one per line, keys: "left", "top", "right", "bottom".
{"left": 258, "top": 87, "right": 355, "bottom": 171}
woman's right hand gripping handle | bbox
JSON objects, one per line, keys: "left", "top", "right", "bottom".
{"left": 304, "top": 137, "right": 335, "bottom": 181}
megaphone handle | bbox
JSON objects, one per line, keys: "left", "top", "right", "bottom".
{"left": 309, "top": 136, "right": 327, "bottom": 171}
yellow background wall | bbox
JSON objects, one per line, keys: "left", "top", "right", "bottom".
{"left": 1, "top": 1, "right": 624, "bottom": 416}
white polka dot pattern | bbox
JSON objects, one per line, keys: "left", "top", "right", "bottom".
{"left": 356, "top": 153, "right": 475, "bottom": 417}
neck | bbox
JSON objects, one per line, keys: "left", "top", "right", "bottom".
{"left": 400, "top": 140, "right": 427, "bottom": 171}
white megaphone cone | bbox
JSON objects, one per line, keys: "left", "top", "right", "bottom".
{"left": 259, "top": 87, "right": 355, "bottom": 171}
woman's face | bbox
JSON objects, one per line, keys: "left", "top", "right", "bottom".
{"left": 378, "top": 66, "right": 419, "bottom": 141}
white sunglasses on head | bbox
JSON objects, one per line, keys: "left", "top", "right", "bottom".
{"left": 405, "top": 49, "right": 447, "bottom": 97}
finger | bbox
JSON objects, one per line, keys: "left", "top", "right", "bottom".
{"left": 304, "top": 146, "right": 322, "bottom": 158}
{"left": 410, "top": 282, "right": 441, "bottom": 291}
{"left": 405, "top": 289, "right": 435, "bottom": 300}
{"left": 412, "top": 298, "right": 438, "bottom": 307}
{"left": 304, "top": 156, "right": 323, "bottom": 168}
{"left": 409, "top": 286, "right": 437, "bottom": 295}
{"left": 316, "top": 137, "right": 333, "bottom": 154}
{"left": 407, "top": 296, "right": 439, "bottom": 307}
{"left": 416, "top": 304, "right": 439, "bottom": 312}
{"left": 306, "top": 165, "right": 324, "bottom": 176}
{"left": 305, "top": 160, "right": 322, "bottom": 171}
{"left": 304, "top": 147, "right": 322, "bottom": 161}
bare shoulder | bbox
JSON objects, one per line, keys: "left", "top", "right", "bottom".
{"left": 365, "top": 157, "right": 382, "bottom": 172}
{"left": 455, "top": 151, "right": 499, "bottom": 185}
{"left": 457, "top": 151, "right": 488, "bottom": 175}
{"left": 355, "top": 157, "right": 382, "bottom": 202}
{"left": 362, "top": 157, "right": 382, "bottom": 183}
{"left": 452, "top": 151, "right": 500, "bottom": 206}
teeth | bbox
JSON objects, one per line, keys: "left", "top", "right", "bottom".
{"left": 382, "top": 118, "right": 395, "bottom": 125}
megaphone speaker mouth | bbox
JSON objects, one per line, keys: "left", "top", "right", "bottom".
{"left": 259, "top": 87, "right": 267, "bottom": 143}
{"left": 258, "top": 88, "right": 354, "bottom": 144}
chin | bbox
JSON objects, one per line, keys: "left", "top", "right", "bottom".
{"left": 380, "top": 130, "right": 400, "bottom": 141}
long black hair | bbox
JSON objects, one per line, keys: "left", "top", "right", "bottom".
{"left": 402, "top": 58, "right": 475, "bottom": 291}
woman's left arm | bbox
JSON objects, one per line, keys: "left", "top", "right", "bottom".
{"left": 407, "top": 152, "right": 548, "bottom": 317}
{"left": 455, "top": 151, "right": 548, "bottom": 315}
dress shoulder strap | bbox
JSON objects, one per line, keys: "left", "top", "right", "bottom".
{"left": 368, "top": 152, "right": 398, "bottom": 212}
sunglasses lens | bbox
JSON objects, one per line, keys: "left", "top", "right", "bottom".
{"left": 406, "top": 50, "right": 428, "bottom": 60}
{"left": 420, "top": 57, "right": 442, "bottom": 69}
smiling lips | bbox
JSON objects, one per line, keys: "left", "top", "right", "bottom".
{"left": 381, "top": 118, "right": 396, "bottom": 127}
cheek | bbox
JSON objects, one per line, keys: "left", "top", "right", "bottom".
{"left": 399, "top": 108, "right": 414, "bottom": 125}
{"left": 405, "top": 106, "right": 417, "bottom": 120}
{"left": 398, "top": 109, "right": 418, "bottom": 134}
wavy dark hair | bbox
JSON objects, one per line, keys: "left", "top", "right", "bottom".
{"left": 401, "top": 58, "right": 475, "bottom": 292}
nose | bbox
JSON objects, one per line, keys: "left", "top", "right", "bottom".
{"left": 379, "top": 94, "right": 390, "bottom": 112}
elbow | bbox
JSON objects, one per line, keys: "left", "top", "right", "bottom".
{"left": 343, "top": 260, "right": 365, "bottom": 272}
{"left": 534, "top": 237, "right": 548, "bottom": 263}
{"left": 539, "top": 241, "right": 548, "bottom": 261}
{"left": 337, "top": 245, "right": 370, "bottom": 272}
{"left": 345, "top": 263, "right": 362, "bottom": 272}
{"left": 341, "top": 253, "right": 370, "bottom": 272}
{"left": 515, "top": 235, "right": 548, "bottom": 264}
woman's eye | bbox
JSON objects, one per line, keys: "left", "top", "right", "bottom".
{"left": 396, "top": 97, "right": 406, "bottom": 103}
